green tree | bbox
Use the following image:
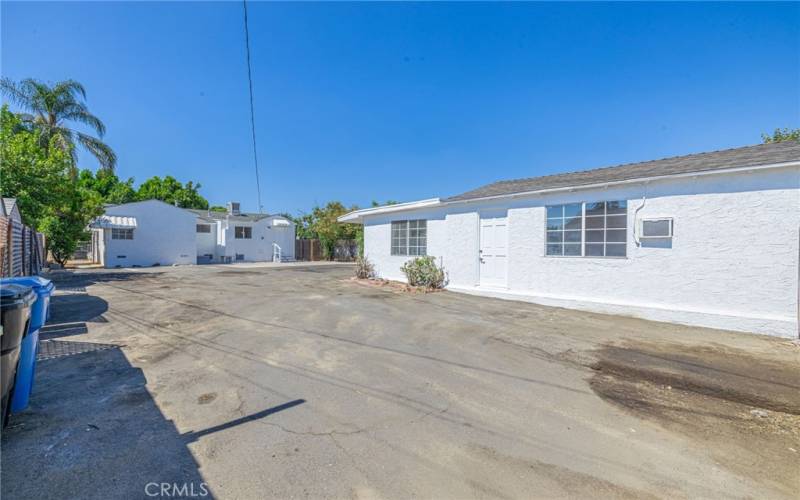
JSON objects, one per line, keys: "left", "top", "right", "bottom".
{"left": 290, "top": 212, "right": 316, "bottom": 239}
{"left": 136, "top": 175, "right": 209, "bottom": 209}
{"left": 371, "top": 200, "right": 399, "bottom": 207}
{"left": 1, "top": 78, "right": 116, "bottom": 170}
{"left": 77, "top": 168, "right": 137, "bottom": 205}
{"left": 294, "top": 201, "right": 361, "bottom": 259}
{"left": 209, "top": 205, "right": 228, "bottom": 213}
{"left": 0, "top": 106, "right": 103, "bottom": 265}
{"left": 0, "top": 106, "right": 69, "bottom": 226}
{"left": 39, "top": 184, "right": 103, "bottom": 266}
{"left": 762, "top": 128, "right": 800, "bottom": 143}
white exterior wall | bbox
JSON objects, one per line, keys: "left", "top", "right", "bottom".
{"left": 362, "top": 166, "right": 799, "bottom": 338}
{"left": 195, "top": 221, "right": 218, "bottom": 258}
{"left": 364, "top": 209, "right": 448, "bottom": 282}
{"left": 268, "top": 220, "right": 296, "bottom": 261}
{"left": 103, "top": 200, "right": 196, "bottom": 268}
{"left": 217, "top": 217, "right": 295, "bottom": 262}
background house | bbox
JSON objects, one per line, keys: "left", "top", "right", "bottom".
{"left": 89, "top": 199, "right": 196, "bottom": 268}
{"left": 189, "top": 202, "right": 295, "bottom": 263}
{"left": 89, "top": 200, "right": 295, "bottom": 267}
{"left": 340, "top": 141, "right": 800, "bottom": 339}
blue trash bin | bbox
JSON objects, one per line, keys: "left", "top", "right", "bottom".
{"left": 1, "top": 277, "right": 55, "bottom": 412}
{"left": 2, "top": 277, "right": 54, "bottom": 332}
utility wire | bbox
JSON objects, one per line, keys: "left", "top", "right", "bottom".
{"left": 242, "top": 0, "right": 263, "bottom": 213}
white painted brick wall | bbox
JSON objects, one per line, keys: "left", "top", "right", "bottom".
{"left": 361, "top": 166, "right": 799, "bottom": 338}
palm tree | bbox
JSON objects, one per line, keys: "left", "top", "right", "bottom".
{"left": 1, "top": 78, "right": 116, "bottom": 170}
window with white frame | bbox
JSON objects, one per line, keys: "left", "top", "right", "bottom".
{"left": 545, "top": 200, "right": 627, "bottom": 257}
{"left": 391, "top": 220, "right": 427, "bottom": 256}
{"left": 585, "top": 200, "right": 628, "bottom": 257}
{"left": 235, "top": 226, "right": 252, "bottom": 239}
{"left": 546, "top": 203, "right": 582, "bottom": 256}
{"left": 111, "top": 228, "right": 134, "bottom": 240}
{"left": 196, "top": 224, "right": 211, "bottom": 233}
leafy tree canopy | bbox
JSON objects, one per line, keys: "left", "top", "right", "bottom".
{"left": 371, "top": 200, "right": 399, "bottom": 207}
{"left": 1, "top": 78, "right": 116, "bottom": 170}
{"left": 289, "top": 201, "right": 398, "bottom": 258}
{"left": 0, "top": 105, "right": 103, "bottom": 264}
{"left": 762, "top": 128, "right": 800, "bottom": 144}
{"left": 78, "top": 168, "right": 137, "bottom": 205}
{"left": 136, "top": 175, "right": 209, "bottom": 209}
{"left": 76, "top": 170, "right": 209, "bottom": 209}
{"left": 1, "top": 106, "right": 71, "bottom": 227}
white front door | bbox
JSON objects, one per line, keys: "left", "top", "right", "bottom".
{"left": 479, "top": 215, "right": 508, "bottom": 287}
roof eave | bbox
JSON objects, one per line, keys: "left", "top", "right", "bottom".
{"left": 337, "top": 198, "right": 441, "bottom": 224}
{"left": 441, "top": 160, "right": 800, "bottom": 205}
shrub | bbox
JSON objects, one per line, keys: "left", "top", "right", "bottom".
{"left": 354, "top": 255, "right": 375, "bottom": 279}
{"left": 400, "top": 256, "right": 447, "bottom": 289}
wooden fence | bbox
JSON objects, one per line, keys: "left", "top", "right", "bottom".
{"left": 295, "top": 239, "right": 323, "bottom": 261}
{"left": 295, "top": 239, "right": 358, "bottom": 262}
{"left": 0, "top": 216, "right": 46, "bottom": 277}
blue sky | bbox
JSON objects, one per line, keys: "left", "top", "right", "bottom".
{"left": 2, "top": 1, "right": 798, "bottom": 214}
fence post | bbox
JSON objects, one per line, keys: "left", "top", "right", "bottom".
{"left": 0, "top": 217, "right": 7, "bottom": 277}
{"left": 7, "top": 218, "right": 14, "bottom": 276}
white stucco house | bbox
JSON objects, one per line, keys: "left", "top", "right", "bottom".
{"left": 188, "top": 202, "right": 295, "bottom": 264}
{"left": 89, "top": 200, "right": 295, "bottom": 267}
{"left": 340, "top": 141, "right": 800, "bottom": 339}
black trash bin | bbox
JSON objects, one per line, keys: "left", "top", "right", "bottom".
{"left": 1, "top": 284, "right": 36, "bottom": 426}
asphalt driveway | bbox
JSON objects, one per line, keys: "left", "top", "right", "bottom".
{"left": 2, "top": 263, "right": 798, "bottom": 499}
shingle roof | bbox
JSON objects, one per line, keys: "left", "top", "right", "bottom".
{"left": 444, "top": 141, "right": 800, "bottom": 202}
{"left": 186, "top": 209, "right": 273, "bottom": 222}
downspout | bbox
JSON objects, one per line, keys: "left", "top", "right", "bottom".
{"left": 633, "top": 182, "right": 648, "bottom": 247}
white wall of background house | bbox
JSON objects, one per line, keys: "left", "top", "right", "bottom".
{"left": 358, "top": 165, "right": 799, "bottom": 338}
{"left": 103, "top": 200, "right": 196, "bottom": 268}
{"left": 215, "top": 216, "right": 294, "bottom": 262}
{"left": 195, "top": 219, "right": 218, "bottom": 260}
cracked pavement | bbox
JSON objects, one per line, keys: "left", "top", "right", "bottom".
{"left": 2, "top": 263, "right": 798, "bottom": 499}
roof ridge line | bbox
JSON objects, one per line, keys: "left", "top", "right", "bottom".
{"left": 489, "top": 142, "right": 776, "bottom": 188}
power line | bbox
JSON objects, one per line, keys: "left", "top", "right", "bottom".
{"left": 242, "top": 0, "right": 263, "bottom": 213}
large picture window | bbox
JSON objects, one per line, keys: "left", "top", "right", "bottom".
{"left": 391, "top": 220, "right": 427, "bottom": 256}
{"left": 545, "top": 200, "right": 627, "bottom": 257}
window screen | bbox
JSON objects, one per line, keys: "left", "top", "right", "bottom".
{"left": 391, "top": 220, "right": 427, "bottom": 256}
{"left": 196, "top": 224, "right": 211, "bottom": 233}
{"left": 235, "top": 226, "right": 252, "bottom": 239}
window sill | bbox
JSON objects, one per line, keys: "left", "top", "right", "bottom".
{"left": 544, "top": 255, "right": 628, "bottom": 260}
